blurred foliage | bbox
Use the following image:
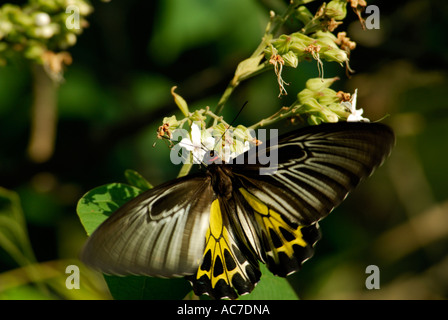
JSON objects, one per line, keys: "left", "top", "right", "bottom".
{"left": 0, "top": 0, "right": 447, "bottom": 300}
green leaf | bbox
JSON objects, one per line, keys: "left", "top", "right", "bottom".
{"left": 124, "top": 169, "right": 153, "bottom": 191}
{"left": 76, "top": 183, "right": 142, "bottom": 236}
{"left": 76, "top": 182, "right": 192, "bottom": 299}
{"left": 0, "top": 187, "right": 36, "bottom": 266}
{"left": 239, "top": 264, "right": 300, "bottom": 300}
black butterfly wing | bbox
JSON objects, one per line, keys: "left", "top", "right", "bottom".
{"left": 81, "top": 174, "right": 215, "bottom": 278}
{"left": 230, "top": 122, "right": 395, "bottom": 276}
{"left": 187, "top": 197, "right": 261, "bottom": 299}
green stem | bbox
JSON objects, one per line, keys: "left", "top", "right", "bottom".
{"left": 212, "top": 0, "right": 304, "bottom": 119}
{"left": 249, "top": 100, "right": 303, "bottom": 130}
{"left": 180, "top": 0, "right": 311, "bottom": 177}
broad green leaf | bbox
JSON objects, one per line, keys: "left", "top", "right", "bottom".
{"left": 76, "top": 183, "right": 142, "bottom": 236}
{"left": 124, "top": 169, "right": 153, "bottom": 191}
{"left": 77, "top": 181, "right": 192, "bottom": 299}
{"left": 239, "top": 264, "right": 300, "bottom": 300}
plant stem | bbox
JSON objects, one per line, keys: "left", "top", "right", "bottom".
{"left": 212, "top": 0, "right": 304, "bottom": 119}
{"left": 27, "top": 64, "right": 58, "bottom": 163}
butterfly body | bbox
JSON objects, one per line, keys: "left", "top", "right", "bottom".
{"left": 81, "top": 122, "right": 394, "bottom": 299}
{"left": 207, "top": 164, "right": 234, "bottom": 201}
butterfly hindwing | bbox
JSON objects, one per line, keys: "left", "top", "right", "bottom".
{"left": 189, "top": 198, "right": 261, "bottom": 299}
{"left": 238, "top": 187, "right": 321, "bottom": 276}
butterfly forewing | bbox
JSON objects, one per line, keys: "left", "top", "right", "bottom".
{"left": 81, "top": 174, "right": 215, "bottom": 278}
{"left": 233, "top": 122, "right": 394, "bottom": 225}
{"left": 229, "top": 122, "right": 394, "bottom": 277}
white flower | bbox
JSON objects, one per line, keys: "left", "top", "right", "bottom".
{"left": 35, "top": 12, "right": 51, "bottom": 27}
{"left": 222, "top": 139, "right": 251, "bottom": 162}
{"left": 343, "top": 89, "right": 370, "bottom": 122}
{"left": 176, "top": 123, "right": 254, "bottom": 164}
{"left": 179, "top": 123, "right": 215, "bottom": 164}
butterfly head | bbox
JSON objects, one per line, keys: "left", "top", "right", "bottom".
{"left": 202, "top": 149, "right": 222, "bottom": 165}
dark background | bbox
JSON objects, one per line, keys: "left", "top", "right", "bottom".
{"left": 0, "top": 0, "right": 447, "bottom": 299}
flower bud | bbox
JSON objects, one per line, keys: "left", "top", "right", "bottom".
{"left": 171, "top": 86, "right": 189, "bottom": 117}
{"left": 162, "top": 115, "right": 179, "bottom": 130}
{"left": 33, "top": 24, "right": 57, "bottom": 38}
{"left": 24, "top": 41, "right": 45, "bottom": 61}
{"left": 317, "top": 88, "right": 341, "bottom": 105}
{"left": 34, "top": 12, "right": 51, "bottom": 27}
{"left": 326, "top": 0, "right": 347, "bottom": 20}
{"left": 295, "top": 6, "right": 313, "bottom": 25}
{"left": 269, "top": 35, "right": 292, "bottom": 55}
{"left": 297, "top": 88, "right": 314, "bottom": 104}
{"left": 233, "top": 54, "right": 263, "bottom": 82}
{"left": 300, "top": 98, "right": 339, "bottom": 124}
{"left": 282, "top": 50, "right": 298, "bottom": 68}
{"left": 320, "top": 45, "right": 348, "bottom": 63}
{"left": 305, "top": 77, "right": 339, "bottom": 91}
{"left": 313, "top": 31, "right": 337, "bottom": 47}
{"left": 328, "top": 102, "right": 350, "bottom": 118}
{"left": 190, "top": 110, "right": 207, "bottom": 124}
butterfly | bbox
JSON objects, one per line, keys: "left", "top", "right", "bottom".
{"left": 80, "top": 122, "right": 394, "bottom": 299}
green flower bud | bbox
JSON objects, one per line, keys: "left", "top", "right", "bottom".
{"left": 313, "top": 31, "right": 338, "bottom": 47}
{"left": 305, "top": 77, "right": 339, "bottom": 92}
{"left": 282, "top": 50, "right": 298, "bottom": 68}
{"left": 233, "top": 125, "right": 255, "bottom": 142}
{"left": 33, "top": 24, "right": 59, "bottom": 38}
{"left": 326, "top": 0, "right": 347, "bottom": 20}
{"left": 162, "top": 115, "right": 179, "bottom": 130}
{"left": 0, "top": 18, "right": 13, "bottom": 39}
{"left": 189, "top": 110, "right": 207, "bottom": 124}
{"left": 295, "top": 6, "right": 313, "bottom": 25}
{"left": 301, "top": 98, "right": 339, "bottom": 124}
{"left": 270, "top": 35, "right": 292, "bottom": 55}
{"left": 315, "top": 88, "right": 339, "bottom": 105}
{"left": 24, "top": 41, "right": 45, "bottom": 61}
{"left": 328, "top": 102, "right": 350, "bottom": 118}
{"left": 209, "top": 123, "right": 226, "bottom": 139}
{"left": 297, "top": 88, "right": 314, "bottom": 104}
{"left": 320, "top": 45, "right": 348, "bottom": 63}
{"left": 233, "top": 54, "right": 263, "bottom": 81}
{"left": 171, "top": 86, "right": 189, "bottom": 117}
{"left": 59, "top": 32, "right": 77, "bottom": 49}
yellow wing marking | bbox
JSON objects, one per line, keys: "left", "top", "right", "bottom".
{"left": 239, "top": 188, "right": 307, "bottom": 262}
{"left": 196, "top": 199, "right": 242, "bottom": 288}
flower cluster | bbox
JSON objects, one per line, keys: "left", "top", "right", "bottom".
{"left": 292, "top": 77, "right": 369, "bottom": 125}
{"left": 175, "top": 123, "right": 254, "bottom": 164}
{"left": 157, "top": 0, "right": 372, "bottom": 168}
{"left": 157, "top": 88, "right": 258, "bottom": 164}
{"left": 264, "top": 0, "right": 359, "bottom": 96}
{"left": 0, "top": 0, "right": 93, "bottom": 79}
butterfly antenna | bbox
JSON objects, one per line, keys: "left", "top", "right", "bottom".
{"left": 213, "top": 101, "right": 248, "bottom": 151}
